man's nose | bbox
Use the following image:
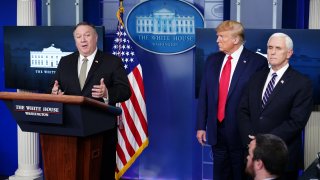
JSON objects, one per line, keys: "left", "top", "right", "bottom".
{"left": 216, "top": 37, "right": 220, "bottom": 43}
{"left": 81, "top": 36, "right": 86, "bottom": 42}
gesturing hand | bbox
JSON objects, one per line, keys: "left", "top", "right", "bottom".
{"left": 51, "top": 80, "right": 64, "bottom": 95}
{"left": 92, "top": 78, "right": 108, "bottom": 99}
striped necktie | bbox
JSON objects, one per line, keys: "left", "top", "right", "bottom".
{"left": 262, "top": 72, "right": 277, "bottom": 108}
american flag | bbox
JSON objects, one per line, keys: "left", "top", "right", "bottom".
{"left": 112, "top": 23, "right": 149, "bottom": 179}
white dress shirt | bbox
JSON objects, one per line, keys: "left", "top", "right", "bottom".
{"left": 77, "top": 48, "right": 98, "bottom": 77}
{"left": 261, "top": 63, "right": 289, "bottom": 99}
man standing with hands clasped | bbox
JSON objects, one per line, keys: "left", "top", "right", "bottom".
{"left": 196, "top": 20, "right": 268, "bottom": 179}
{"left": 239, "top": 32, "right": 313, "bottom": 179}
{"left": 51, "top": 22, "right": 131, "bottom": 180}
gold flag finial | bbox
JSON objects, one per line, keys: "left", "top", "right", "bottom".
{"left": 117, "top": 0, "right": 124, "bottom": 26}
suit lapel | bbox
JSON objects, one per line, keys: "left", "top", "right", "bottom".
{"left": 263, "top": 67, "right": 292, "bottom": 109}
{"left": 210, "top": 53, "right": 224, "bottom": 102}
{"left": 213, "top": 53, "right": 224, "bottom": 82}
{"left": 83, "top": 50, "right": 103, "bottom": 90}
{"left": 256, "top": 70, "right": 269, "bottom": 112}
{"left": 69, "top": 52, "right": 82, "bottom": 92}
{"left": 228, "top": 48, "right": 248, "bottom": 98}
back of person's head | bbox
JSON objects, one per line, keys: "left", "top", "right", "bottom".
{"left": 253, "top": 134, "right": 288, "bottom": 176}
{"left": 216, "top": 20, "right": 245, "bottom": 43}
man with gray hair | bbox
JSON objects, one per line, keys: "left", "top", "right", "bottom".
{"left": 239, "top": 32, "right": 313, "bottom": 179}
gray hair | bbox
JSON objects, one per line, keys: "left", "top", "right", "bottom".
{"left": 268, "top": 32, "right": 293, "bottom": 50}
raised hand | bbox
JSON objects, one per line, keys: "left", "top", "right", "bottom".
{"left": 92, "top": 78, "right": 108, "bottom": 99}
{"left": 51, "top": 80, "right": 64, "bottom": 95}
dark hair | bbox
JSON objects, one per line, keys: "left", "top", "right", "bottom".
{"left": 73, "top": 21, "right": 97, "bottom": 34}
{"left": 253, "top": 134, "right": 288, "bottom": 176}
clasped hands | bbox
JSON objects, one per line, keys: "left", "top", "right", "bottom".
{"left": 51, "top": 78, "right": 108, "bottom": 99}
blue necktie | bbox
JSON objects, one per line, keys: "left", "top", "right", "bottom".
{"left": 262, "top": 73, "right": 277, "bottom": 108}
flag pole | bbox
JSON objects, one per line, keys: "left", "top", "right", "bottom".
{"left": 116, "top": 0, "right": 124, "bottom": 130}
{"left": 116, "top": 0, "right": 124, "bottom": 27}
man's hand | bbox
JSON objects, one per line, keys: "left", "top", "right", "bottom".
{"left": 196, "top": 130, "right": 207, "bottom": 146}
{"left": 92, "top": 78, "right": 108, "bottom": 99}
{"left": 51, "top": 80, "right": 64, "bottom": 95}
{"left": 248, "top": 135, "right": 255, "bottom": 140}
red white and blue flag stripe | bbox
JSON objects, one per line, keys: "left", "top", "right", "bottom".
{"left": 112, "top": 23, "right": 148, "bottom": 180}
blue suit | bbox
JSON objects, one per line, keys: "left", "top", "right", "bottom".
{"left": 197, "top": 48, "right": 267, "bottom": 179}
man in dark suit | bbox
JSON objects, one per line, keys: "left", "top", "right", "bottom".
{"left": 245, "top": 134, "right": 288, "bottom": 180}
{"left": 196, "top": 20, "right": 268, "bottom": 180}
{"left": 239, "top": 32, "right": 313, "bottom": 179}
{"left": 51, "top": 22, "right": 131, "bottom": 180}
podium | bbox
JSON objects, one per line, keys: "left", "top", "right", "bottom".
{"left": 0, "top": 92, "right": 122, "bottom": 180}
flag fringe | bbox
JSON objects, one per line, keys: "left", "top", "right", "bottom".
{"left": 115, "top": 138, "right": 149, "bottom": 180}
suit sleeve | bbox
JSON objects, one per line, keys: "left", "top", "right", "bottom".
{"left": 196, "top": 60, "right": 209, "bottom": 131}
{"left": 107, "top": 57, "right": 131, "bottom": 105}
{"left": 270, "top": 78, "right": 313, "bottom": 143}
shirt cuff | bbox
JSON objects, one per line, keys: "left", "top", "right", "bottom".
{"left": 103, "top": 92, "right": 109, "bottom": 104}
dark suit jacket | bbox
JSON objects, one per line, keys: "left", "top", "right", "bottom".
{"left": 238, "top": 66, "right": 313, "bottom": 170}
{"left": 52, "top": 50, "right": 131, "bottom": 106}
{"left": 197, "top": 47, "right": 268, "bottom": 146}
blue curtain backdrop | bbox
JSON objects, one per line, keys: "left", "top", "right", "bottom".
{"left": 0, "top": 0, "right": 18, "bottom": 176}
{"left": 282, "top": 0, "right": 310, "bottom": 28}
{"left": 0, "top": 0, "right": 43, "bottom": 176}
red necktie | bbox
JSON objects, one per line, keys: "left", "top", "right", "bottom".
{"left": 217, "top": 55, "right": 232, "bottom": 122}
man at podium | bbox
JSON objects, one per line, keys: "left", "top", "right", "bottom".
{"left": 50, "top": 21, "right": 131, "bottom": 180}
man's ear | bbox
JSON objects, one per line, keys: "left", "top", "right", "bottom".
{"left": 254, "top": 159, "right": 264, "bottom": 170}
{"left": 234, "top": 36, "right": 240, "bottom": 44}
{"left": 287, "top": 49, "right": 293, "bottom": 59}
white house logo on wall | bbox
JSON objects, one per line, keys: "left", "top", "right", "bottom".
{"left": 126, "top": 0, "right": 205, "bottom": 55}
{"left": 30, "top": 44, "right": 72, "bottom": 68}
